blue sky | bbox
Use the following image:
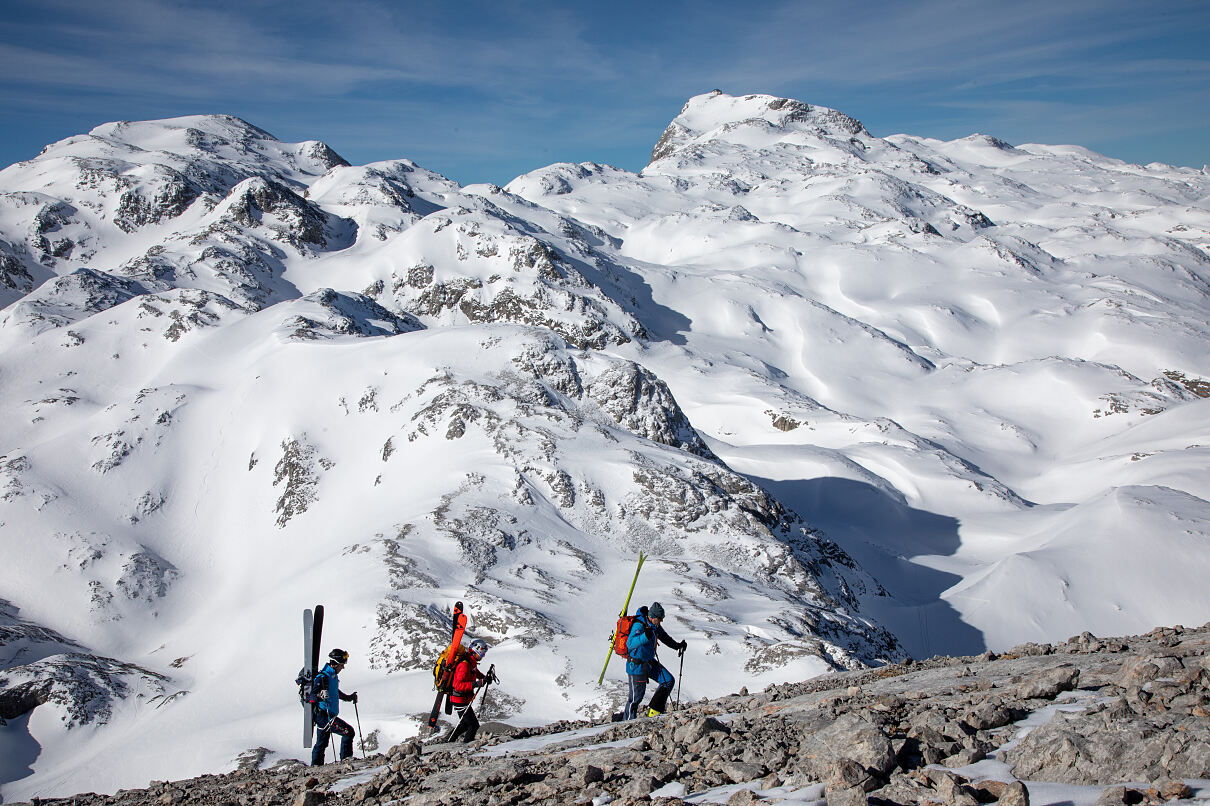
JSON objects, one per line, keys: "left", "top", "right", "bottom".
{"left": 2, "top": 0, "right": 1207, "bottom": 186}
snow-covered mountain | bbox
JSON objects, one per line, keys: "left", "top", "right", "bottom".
{"left": 1, "top": 92, "right": 1208, "bottom": 799}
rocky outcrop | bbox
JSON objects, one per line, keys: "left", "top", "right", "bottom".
{"left": 278, "top": 288, "right": 423, "bottom": 340}
{"left": 0, "top": 239, "right": 35, "bottom": 296}
{"left": 214, "top": 177, "right": 337, "bottom": 250}
{"left": 1004, "top": 630, "right": 1210, "bottom": 784}
{"left": 132, "top": 288, "right": 242, "bottom": 341}
{"left": 111, "top": 165, "right": 201, "bottom": 232}
{"left": 370, "top": 334, "right": 901, "bottom": 675}
{"left": 0, "top": 601, "right": 171, "bottom": 728}
{"left": 385, "top": 204, "right": 648, "bottom": 350}
{"left": 0, "top": 653, "right": 168, "bottom": 727}
{"left": 585, "top": 361, "right": 715, "bottom": 459}
{"left": 3, "top": 267, "right": 143, "bottom": 331}
{"left": 272, "top": 435, "right": 331, "bottom": 527}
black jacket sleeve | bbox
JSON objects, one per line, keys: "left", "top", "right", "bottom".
{"left": 655, "top": 625, "right": 680, "bottom": 650}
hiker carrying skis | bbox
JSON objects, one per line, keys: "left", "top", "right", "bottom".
{"left": 448, "top": 639, "right": 496, "bottom": 743}
{"left": 311, "top": 648, "right": 359, "bottom": 765}
{"left": 624, "top": 602, "right": 686, "bottom": 719}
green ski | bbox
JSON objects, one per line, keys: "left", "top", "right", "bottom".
{"left": 598, "top": 553, "right": 647, "bottom": 685}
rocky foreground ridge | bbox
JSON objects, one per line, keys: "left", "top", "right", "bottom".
{"left": 17, "top": 622, "right": 1210, "bottom": 806}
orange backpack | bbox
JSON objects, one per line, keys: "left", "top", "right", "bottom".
{"left": 612, "top": 615, "right": 637, "bottom": 658}
{"left": 434, "top": 644, "right": 471, "bottom": 693}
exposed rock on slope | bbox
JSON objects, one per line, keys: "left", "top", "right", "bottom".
{"left": 380, "top": 203, "right": 647, "bottom": 348}
{"left": 0, "top": 600, "right": 168, "bottom": 728}
{"left": 347, "top": 329, "right": 902, "bottom": 682}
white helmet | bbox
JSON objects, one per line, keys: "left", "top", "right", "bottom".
{"left": 469, "top": 639, "right": 489, "bottom": 660}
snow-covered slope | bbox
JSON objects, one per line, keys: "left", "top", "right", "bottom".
{"left": 1, "top": 92, "right": 1209, "bottom": 798}
{"left": 507, "top": 90, "right": 1210, "bottom": 656}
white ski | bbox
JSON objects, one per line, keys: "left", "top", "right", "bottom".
{"left": 303, "top": 607, "right": 314, "bottom": 748}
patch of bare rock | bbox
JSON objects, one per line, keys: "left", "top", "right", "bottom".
{"left": 14, "top": 623, "right": 1210, "bottom": 806}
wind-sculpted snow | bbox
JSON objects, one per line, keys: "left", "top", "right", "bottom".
{"left": 0, "top": 599, "right": 83, "bottom": 668}
{"left": 0, "top": 92, "right": 1209, "bottom": 797}
{"left": 0, "top": 601, "right": 169, "bottom": 730}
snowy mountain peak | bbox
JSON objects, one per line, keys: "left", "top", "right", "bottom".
{"left": 649, "top": 91, "right": 867, "bottom": 164}
{"left": 83, "top": 114, "right": 350, "bottom": 177}
{"left": 2, "top": 114, "right": 347, "bottom": 215}
{"left": 87, "top": 114, "right": 275, "bottom": 150}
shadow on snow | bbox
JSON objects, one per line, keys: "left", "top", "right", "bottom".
{"left": 756, "top": 474, "right": 986, "bottom": 660}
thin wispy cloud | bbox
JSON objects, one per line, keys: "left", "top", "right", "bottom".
{"left": 1, "top": 0, "right": 1206, "bottom": 183}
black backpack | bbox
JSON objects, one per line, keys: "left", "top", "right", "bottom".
{"left": 296, "top": 668, "right": 328, "bottom": 706}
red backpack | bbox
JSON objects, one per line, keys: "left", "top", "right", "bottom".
{"left": 612, "top": 615, "right": 637, "bottom": 659}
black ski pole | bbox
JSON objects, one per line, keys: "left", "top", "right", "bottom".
{"left": 676, "top": 648, "right": 684, "bottom": 711}
{"left": 481, "top": 666, "right": 500, "bottom": 720}
{"left": 449, "top": 664, "right": 494, "bottom": 740}
{"left": 354, "top": 700, "right": 366, "bottom": 760}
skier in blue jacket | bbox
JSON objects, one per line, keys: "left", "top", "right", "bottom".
{"left": 311, "top": 648, "right": 358, "bottom": 765}
{"left": 624, "top": 602, "right": 686, "bottom": 719}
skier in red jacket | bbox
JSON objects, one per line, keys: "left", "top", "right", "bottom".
{"left": 448, "top": 639, "right": 496, "bottom": 742}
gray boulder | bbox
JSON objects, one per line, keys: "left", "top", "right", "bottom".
{"left": 674, "top": 715, "right": 730, "bottom": 746}
{"left": 1015, "top": 664, "right": 1080, "bottom": 699}
{"left": 721, "top": 760, "right": 767, "bottom": 784}
{"left": 1005, "top": 707, "right": 1210, "bottom": 784}
{"left": 826, "top": 784, "right": 869, "bottom": 806}
{"left": 800, "top": 712, "right": 896, "bottom": 780}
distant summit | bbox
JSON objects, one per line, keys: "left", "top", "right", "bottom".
{"left": 649, "top": 91, "right": 866, "bottom": 164}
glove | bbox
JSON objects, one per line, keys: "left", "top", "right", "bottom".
{"left": 485, "top": 669, "right": 498, "bottom": 685}
{"left": 351, "top": 691, "right": 359, "bottom": 704}
{"left": 678, "top": 640, "right": 687, "bottom": 655}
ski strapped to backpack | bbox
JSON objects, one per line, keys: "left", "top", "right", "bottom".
{"left": 298, "top": 604, "right": 324, "bottom": 748}
{"left": 427, "top": 601, "right": 468, "bottom": 729}
{"left": 598, "top": 553, "right": 647, "bottom": 685}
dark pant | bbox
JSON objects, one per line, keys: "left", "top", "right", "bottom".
{"left": 312, "top": 710, "right": 354, "bottom": 765}
{"left": 625, "top": 663, "right": 674, "bottom": 719}
{"left": 449, "top": 703, "right": 479, "bottom": 743}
